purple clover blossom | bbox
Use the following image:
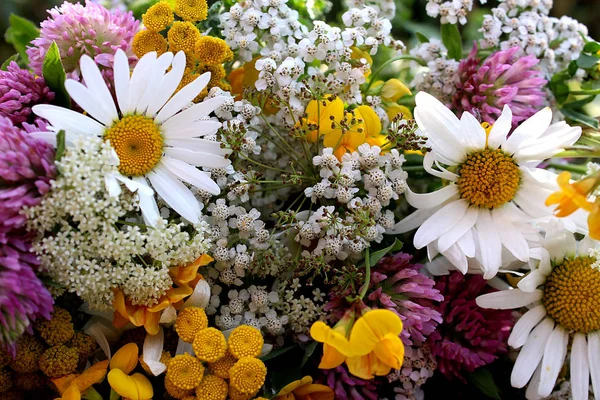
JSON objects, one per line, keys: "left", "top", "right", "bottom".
{"left": 0, "top": 116, "right": 56, "bottom": 245}
{"left": 319, "top": 365, "right": 380, "bottom": 400}
{"left": 452, "top": 45, "right": 547, "bottom": 126}
{"left": 26, "top": 0, "right": 139, "bottom": 86}
{"left": 427, "top": 272, "right": 515, "bottom": 382}
{"left": 367, "top": 253, "right": 443, "bottom": 346}
{"left": 0, "top": 62, "right": 55, "bottom": 127}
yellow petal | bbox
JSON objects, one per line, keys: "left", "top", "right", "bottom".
{"left": 60, "top": 385, "right": 81, "bottom": 400}
{"left": 52, "top": 374, "right": 78, "bottom": 395}
{"left": 293, "top": 383, "right": 335, "bottom": 400}
{"left": 170, "top": 254, "right": 213, "bottom": 285}
{"left": 310, "top": 322, "right": 353, "bottom": 356}
{"left": 322, "top": 130, "right": 343, "bottom": 149}
{"left": 356, "top": 105, "right": 381, "bottom": 138}
{"left": 318, "top": 343, "right": 346, "bottom": 369}
{"left": 108, "top": 370, "right": 154, "bottom": 400}
{"left": 110, "top": 343, "right": 139, "bottom": 374}
{"left": 345, "top": 353, "right": 392, "bottom": 380}
{"left": 71, "top": 360, "right": 109, "bottom": 391}
{"left": 349, "top": 309, "right": 403, "bottom": 356}
{"left": 386, "top": 104, "right": 412, "bottom": 120}
{"left": 143, "top": 309, "right": 162, "bottom": 335}
{"left": 277, "top": 376, "right": 313, "bottom": 397}
{"left": 381, "top": 79, "right": 411, "bottom": 102}
{"left": 590, "top": 199, "right": 600, "bottom": 240}
{"left": 373, "top": 333, "right": 404, "bottom": 370}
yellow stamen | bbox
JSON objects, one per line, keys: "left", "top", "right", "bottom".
{"left": 142, "top": 1, "right": 174, "bottom": 32}
{"left": 543, "top": 256, "right": 600, "bottom": 333}
{"left": 457, "top": 148, "right": 520, "bottom": 209}
{"left": 167, "top": 21, "right": 201, "bottom": 54}
{"left": 175, "top": 0, "right": 208, "bottom": 22}
{"left": 132, "top": 30, "right": 168, "bottom": 58}
{"left": 195, "top": 36, "right": 234, "bottom": 66}
{"left": 104, "top": 115, "right": 163, "bottom": 177}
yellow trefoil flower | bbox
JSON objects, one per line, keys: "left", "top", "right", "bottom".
{"left": 322, "top": 105, "right": 382, "bottom": 159}
{"left": 381, "top": 79, "right": 412, "bottom": 102}
{"left": 310, "top": 309, "right": 355, "bottom": 369}
{"left": 274, "top": 376, "right": 334, "bottom": 400}
{"left": 107, "top": 343, "right": 153, "bottom": 400}
{"left": 52, "top": 360, "right": 109, "bottom": 400}
{"left": 300, "top": 95, "right": 344, "bottom": 143}
{"left": 386, "top": 103, "right": 412, "bottom": 121}
{"left": 356, "top": 105, "right": 386, "bottom": 148}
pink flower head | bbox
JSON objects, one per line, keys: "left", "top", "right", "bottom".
{"left": 452, "top": 45, "right": 547, "bottom": 126}
{"left": 427, "top": 272, "right": 515, "bottom": 381}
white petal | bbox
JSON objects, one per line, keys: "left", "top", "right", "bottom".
{"left": 84, "top": 320, "right": 116, "bottom": 359}
{"left": 493, "top": 207, "right": 530, "bottom": 262}
{"left": 183, "top": 279, "right": 211, "bottom": 308}
{"left": 508, "top": 304, "right": 546, "bottom": 349}
{"left": 475, "top": 208, "right": 503, "bottom": 279}
{"left": 513, "top": 122, "right": 582, "bottom": 162}
{"left": 503, "top": 107, "right": 552, "bottom": 155}
{"left": 175, "top": 338, "right": 194, "bottom": 356}
{"left": 525, "top": 365, "right": 544, "bottom": 400}
{"left": 160, "top": 156, "right": 221, "bottom": 195}
{"left": 163, "top": 120, "right": 224, "bottom": 139}
{"left": 260, "top": 344, "right": 273, "bottom": 358}
{"left": 148, "top": 167, "right": 202, "bottom": 224}
{"left": 146, "top": 51, "right": 187, "bottom": 117}
{"left": 159, "top": 305, "right": 177, "bottom": 324}
{"left": 456, "top": 228, "right": 476, "bottom": 258}
{"left": 413, "top": 199, "right": 469, "bottom": 249}
{"left": 438, "top": 207, "right": 478, "bottom": 253}
{"left": 422, "top": 152, "right": 459, "bottom": 181}
{"left": 114, "top": 49, "right": 131, "bottom": 114}
{"left": 389, "top": 207, "right": 440, "bottom": 234}
{"left": 440, "top": 242, "right": 468, "bottom": 273}
{"left": 160, "top": 96, "right": 228, "bottom": 131}
{"left": 165, "top": 138, "right": 230, "bottom": 156}
{"left": 105, "top": 174, "right": 122, "bottom": 197}
{"left": 404, "top": 183, "right": 459, "bottom": 210}
{"left": 510, "top": 317, "right": 555, "bottom": 388}
{"left": 476, "top": 289, "right": 543, "bottom": 309}
{"left": 65, "top": 79, "right": 115, "bottom": 125}
{"left": 155, "top": 72, "right": 212, "bottom": 123}
{"left": 115, "top": 174, "right": 154, "bottom": 197}
{"left": 487, "top": 105, "right": 512, "bottom": 149}
{"left": 164, "top": 147, "right": 231, "bottom": 168}
{"left": 588, "top": 331, "right": 600, "bottom": 399}
{"left": 517, "top": 270, "right": 546, "bottom": 292}
{"left": 79, "top": 54, "right": 118, "bottom": 120}
{"left": 126, "top": 52, "right": 157, "bottom": 115}
{"left": 414, "top": 91, "right": 466, "bottom": 164}
{"left": 132, "top": 176, "right": 160, "bottom": 227}
{"left": 538, "top": 325, "right": 568, "bottom": 397}
{"left": 142, "top": 327, "right": 167, "bottom": 376}
{"left": 571, "top": 333, "right": 590, "bottom": 400}
{"left": 458, "top": 111, "right": 487, "bottom": 151}
{"left": 32, "top": 104, "right": 105, "bottom": 137}
{"left": 134, "top": 56, "right": 170, "bottom": 114}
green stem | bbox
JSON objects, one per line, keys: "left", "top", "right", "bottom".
{"left": 367, "top": 56, "right": 426, "bottom": 91}
{"left": 569, "top": 90, "right": 600, "bottom": 95}
{"left": 358, "top": 248, "right": 371, "bottom": 300}
{"left": 547, "top": 162, "right": 590, "bottom": 174}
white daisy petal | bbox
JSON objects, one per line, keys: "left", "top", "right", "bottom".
{"left": 132, "top": 176, "right": 160, "bottom": 227}
{"left": 458, "top": 111, "right": 487, "bottom": 151}
{"left": 414, "top": 91, "right": 466, "bottom": 164}
{"left": 142, "top": 327, "right": 167, "bottom": 376}
{"left": 148, "top": 168, "right": 202, "bottom": 224}
{"left": 422, "top": 152, "right": 459, "bottom": 181}
{"left": 389, "top": 207, "right": 442, "bottom": 234}
{"left": 104, "top": 174, "right": 122, "bottom": 198}
{"left": 160, "top": 96, "right": 228, "bottom": 131}
{"left": 159, "top": 156, "right": 221, "bottom": 195}
{"left": 538, "top": 325, "right": 568, "bottom": 397}
{"left": 517, "top": 270, "right": 546, "bottom": 292}
{"left": 165, "top": 138, "right": 230, "bottom": 156}
{"left": 79, "top": 55, "right": 118, "bottom": 121}
{"left": 440, "top": 242, "right": 468, "bottom": 273}
{"left": 438, "top": 207, "right": 478, "bottom": 253}
{"left": 487, "top": 105, "right": 512, "bottom": 149}
{"left": 155, "top": 72, "right": 212, "bottom": 124}
{"left": 146, "top": 51, "right": 187, "bottom": 117}
{"left": 456, "top": 229, "right": 476, "bottom": 258}
{"left": 492, "top": 207, "right": 529, "bottom": 262}
{"left": 404, "top": 183, "right": 459, "bottom": 210}
{"left": 513, "top": 122, "right": 582, "bottom": 162}
{"left": 135, "top": 55, "right": 172, "bottom": 114}
{"left": 32, "top": 104, "right": 105, "bottom": 137}
{"left": 65, "top": 79, "right": 115, "bottom": 126}
{"left": 588, "top": 331, "right": 600, "bottom": 399}
{"left": 114, "top": 49, "right": 131, "bottom": 113}
{"left": 476, "top": 289, "right": 543, "bottom": 309}
{"left": 503, "top": 107, "right": 552, "bottom": 155}
{"left": 525, "top": 365, "right": 544, "bottom": 400}
{"left": 164, "top": 147, "right": 231, "bottom": 168}
{"left": 183, "top": 279, "right": 211, "bottom": 308}
{"left": 162, "top": 120, "right": 224, "bottom": 139}
{"left": 508, "top": 304, "right": 546, "bottom": 349}
{"left": 475, "top": 209, "right": 503, "bottom": 279}
{"left": 571, "top": 333, "right": 590, "bottom": 400}
{"left": 510, "top": 317, "right": 555, "bottom": 388}
{"left": 127, "top": 52, "right": 158, "bottom": 115}
{"left": 413, "top": 199, "right": 469, "bottom": 249}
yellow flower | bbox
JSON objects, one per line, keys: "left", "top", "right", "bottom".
{"left": 381, "top": 79, "right": 411, "bottom": 102}
{"left": 195, "top": 36, "right": 234, "bottom": 65}
{"left": 356, "top": 105, "right": 386, "bottom": 148}
{"left": 590, "top": 198, "right": 600, "bottom": 240}
{"left": 322, "top": 110, "right": 366, "bottom": 160}
{"left": 166, "top": 353, "right": 205, "bottom": 390}
{"left": 546, "top": 171, "right": 597, "bottom": 216}
{"left": 132, "top": 29, "right": 168, "bottom": 58}
{"left": 229, "top": 357, "right": 267, "bottom": 395}
{"left": 193, "top": 327, "right": 228, "bottom": 362}
{"left": 300, "top": 95, "right": 344, "bottom": 143}
{"left": 228, "top": 325, "right": 264, "bottom": 359}
{"left": 51, "top": 360, "right": 109, "bottom": 396}
{"left": 35, "top": 307, "right": 74, "bottom": 346}
{"left": 346, "top": 309, "right": 404, "bottom": 379}
{"left": 274, "top": 376, "right": 334, "bottom": 400}
{"left": 55, "top": 384, "right": 80, "bottom": 400}
{"left": 350, "top": 47, "right": 372, "bottom": 77}
{"left": 309, "top": 309, "right": 355, "bottom": 369}
{"left": 175, "top": 307, "right": 209, "bottom": 343}
{"left": 175, "top": 0, "right": 208, "bottom": 22}
{"left": 386, "top": 103, "right": 412, "bottom": 121}
{"left": 196, "top": 374, "right": 229, "bottom": 400}
{"left": 209, "top": 351, "right": 237, "bottom": 379}
{"left": 38, "top": 345, "right": 79, "bottom": 378}
{"left": 107, "top": 344, "right": 153, "bottom": 400}
{"left": 142, "top": 1, "right": 173, "bottom": 32}
{"left": 167, "top": 21, "right": 201, "bottom": 53}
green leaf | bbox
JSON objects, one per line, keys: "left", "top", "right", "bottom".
{"left": 55, "top": 130, "right": 66, "bottom": 162}
{"left": 467, "top": 368, "right": 501, "bottom": 400}
{"left": 552, "top": 82, "right": 571, "bottom": 104}
{"left": 260, "top": 345, "right": 296, "bottom": 362}
{"left": 584, "top": 41, "right": 600, "bottom": 53}
{"left": 563, "top": 95, "right": 597, "bottom": 109}
{"left": 576, "top": 53, "right": 600, "bottom": 69}
{"left": 1, "top": 54, "right": 19, "bottom": 70}
{"left": 4, "top": 15, "right": 39, "bottom": 65}
{"left": 441, "top": 23, "right": 462, "bottom": 61}
{"left": 109, "top": 388, "right": 121, "bottom": 400}
{"left": 365, "top": 239, "right": 403, "bottom": 268}
{"left": 415, "top": 32, "right": 430, "bottom": 43}
{"left": 300, "top": 341, "right": 318, "bottom": 368}
{"left": 568, "top": 60, "right": 579, "bottom": 76}
{"left": 560, "top": 107, "right": 599, "bottom": 129}
{"left": 42, "top": 42, "right": 71, "bottom": 107}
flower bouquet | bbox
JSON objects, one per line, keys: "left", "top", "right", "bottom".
{"left": 0, "top": 0, "right": 599, "bottom": 398}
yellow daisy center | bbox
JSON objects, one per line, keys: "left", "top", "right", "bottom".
{"left": 229, "top": 357, "right": 267, "bottom": 395}
{"left": 456, "top": 148, "right": 520, "bottom": 209}
{"left": 543, "top": 256, "right": 600, "bottom": 334}
{"left": 227, "top": 325, "right": 264, "bottom": 359}
{"left": 193, "top": 328, "right": 228, "bottom": 362}
{"left": 166, "top": 354, "right": 205, "bottom": 390}
{"left": 168, "top": 21, "right": 201, "bottom": 54}
{"left": 195, "top": 36, "right": 234, "bottom": 65}
{"left": 104, "top": 115, "right": 164, "bottom": 177}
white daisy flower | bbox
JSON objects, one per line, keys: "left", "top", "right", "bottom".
{"left": 32, "top": 49, "right": 230, "bottom": 226}
{"left": 476, "top": 223, "right": 600, "bottom": 400}
{"left": 390, "top": 91, "right": 587, "bottom": 278}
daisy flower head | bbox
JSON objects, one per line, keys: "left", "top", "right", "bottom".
{"left": 476, "top": 223, "right": 600, "bottom": 400}
{"left": 391, "top": 92, "right": 585, "bottom": 279}
{"left": 32, "top": 49, "right": 230, "bottom": 226}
